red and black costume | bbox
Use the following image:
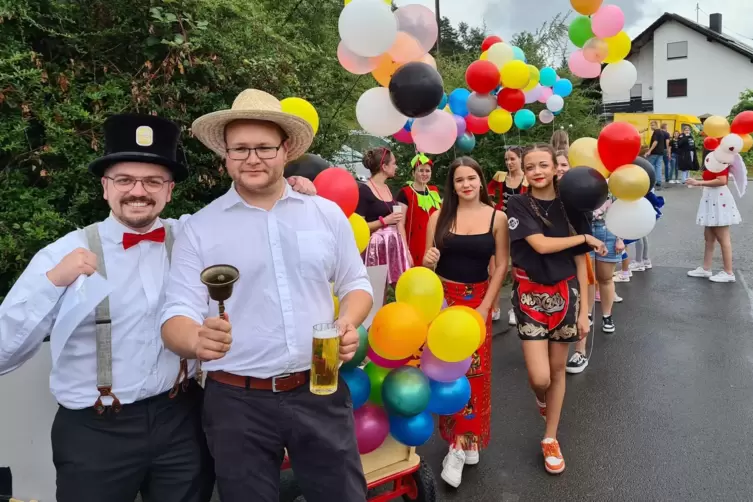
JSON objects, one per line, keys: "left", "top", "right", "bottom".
{"left": 487, "top": 171, "right": 528, "bottom": 212}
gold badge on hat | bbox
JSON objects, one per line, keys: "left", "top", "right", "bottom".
{"left": 135, "top": 125, "right": 154, "bottom": 147}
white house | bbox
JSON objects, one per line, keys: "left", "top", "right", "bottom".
{"left": 602, "top": 12, "right": 753, "bottom": 118}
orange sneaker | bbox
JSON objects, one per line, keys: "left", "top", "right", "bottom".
{"left": 541, "top": 438, "right": 565, "bottom": 474}
{"left": 536, "top": 398, "right": 547, "bottom": 420}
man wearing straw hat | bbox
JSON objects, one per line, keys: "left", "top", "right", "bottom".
{"left": 160, "top": 89, "right": 374, "bottom": 502}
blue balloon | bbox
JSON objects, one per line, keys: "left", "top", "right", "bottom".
{"left": 456, "top": 132, "right": 476, "bottom": 152}
{"left": 437, "top": 93, "right": 448, "bottom": 110}
{"left": 404, "top": 119, "right": 415, "bottom": 132}
{"left": 553, "top": 78, "right": 573, "bottom": 98}
{"left": 448, "top": 88, "right": 471, "bottom": 117}
{"left": 389, "top": 411, "right": 435, "bottom": 447}
{"left": 553, "top": 110, "right": 562, "bottom": 116}
{"left": 512, "top": 46, "right": 526, "bottom": 62}
{"left": 540, "top": 67, "right": 558, "bottom": 87}
{"left": 514, "top": 109, "right": 536, "bottom": 130}
{"left": 426, "top": 376, "right": 472, "bottom": 415}
{"left": 342, "top": 368, "right": 371, "bottom": 410}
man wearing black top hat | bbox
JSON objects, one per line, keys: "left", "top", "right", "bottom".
{"left": 0, "top": 114, "right": 217, "bottom": 502}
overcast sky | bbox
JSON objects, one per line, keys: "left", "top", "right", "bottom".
{"left": 397, "top": 0, "right": 753, "bottom": 45}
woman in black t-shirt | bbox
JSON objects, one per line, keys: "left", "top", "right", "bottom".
{"left": 505, "top": 144, "right": 606, "bottom": 476}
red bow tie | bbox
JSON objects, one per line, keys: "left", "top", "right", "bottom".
{"left": 123, "top": 227, "right": 166, "bottom": 250}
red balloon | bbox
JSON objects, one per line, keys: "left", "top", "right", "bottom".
{"left": 465, "top": 114, "right": 490, "bottom": 135}
{"left": 597, "top": 122, "right": 641, "bottom": 171}
{"left": 703, "top": 137, "right": 720, "bottom": 150}
{"left": 313, "top": 167, "right": 359, "bottom": 217}
{"left": 481, "top": 35, "right": 503, "bottom": 52}
{"left": 465, "top": 60, "right": 500, "bottom": 94}
{"left": 497, "top": 88, "right": 525, "bottom": 112}
{"left": 730, "top": 110, "right": 753, "bottom": 135}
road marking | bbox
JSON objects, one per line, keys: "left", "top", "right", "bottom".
{"left": 738, "top": 270, "right": 753, "bottom": 321}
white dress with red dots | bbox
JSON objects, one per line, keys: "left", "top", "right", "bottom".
{"left": 696, "top": 168, "right": 742, "bottom": 227}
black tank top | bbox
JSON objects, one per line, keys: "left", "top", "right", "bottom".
{"left": 435, "top": 211, "right": 496, "bottom": 284}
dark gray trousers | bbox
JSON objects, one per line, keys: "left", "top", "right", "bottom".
{"left": 51, "top": 380, "right": 214, "bottom": 502}
{"left": 203, "top": 375, "right": 367, "bottom": 502}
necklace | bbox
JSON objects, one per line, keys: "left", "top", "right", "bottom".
{"left": 535, "top": 198, "right": 556, "bottom": 217}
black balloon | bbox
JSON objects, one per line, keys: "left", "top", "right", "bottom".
{"left": 388, "top": 62, "right": 445, "bottom": 119}
{"left": 559, "top": 167, "right": 609, "bottom": 212}
{"left": 631, "top": 156, "right": 656, "bottom": 190}
{"left": 284, "top": 153, "right": 330, "bottom": 182}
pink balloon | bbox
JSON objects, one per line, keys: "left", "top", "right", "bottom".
{"left": 394, "top": 4, "right": 438, "bottom": 53}
{"left": 583, "top": 37, "right": 609, "bottom": 63}
{"left": 354, "top": 404, "right": 390, "bottom": 454}
{"left": 367, "top": 347, "right": 410, "bottom": 368}
{"left": 453, "top": 114, "right": 467, "bottom": 136}
{"left": 393, "top": 127, "right": 414, "bottom": 144}
{"left": 420, "top": 347, "right": 471, "bottom": 383}
{"left": 568, "top": 50, "right": 602, "bottom": 79}
{"left": 592, "top": 5, "right": 626, "bottom": 39}
{"left": 525, "top": 85, "right": 542, "bottom": 104}
{"left": 338, "top": 41, "right": 379, "bottom": 75}
{"left": 537, "top": 86, "right": 553, "bottom": 104}
{"left": 412, "top": 110, "right": 458, "bottom": 154}
{"left": 387, "top": 31, "right": 425, "bottom": 64}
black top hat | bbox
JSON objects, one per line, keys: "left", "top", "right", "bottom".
{"left": 88, "top": 114, "right": 188, "bottom": 182}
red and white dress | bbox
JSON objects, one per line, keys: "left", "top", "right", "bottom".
{"left": 696, "top": 168, "right": 742, "bottom": 227}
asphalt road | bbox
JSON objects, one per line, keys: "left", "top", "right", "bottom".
{"left": 201, "top": 183, "right": 753, "bottom": 502}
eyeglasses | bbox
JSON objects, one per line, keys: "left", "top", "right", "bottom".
{"left": 226, "top": 143, "right": 284, "bottom": 161}
{"left": 105, "top": 176, "right": 170, "bottom": 193}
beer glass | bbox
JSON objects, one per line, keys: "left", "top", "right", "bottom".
{"left": 310, "top": 323, "right": 340, "bottom": 395}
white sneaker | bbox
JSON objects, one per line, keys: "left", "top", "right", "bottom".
{"left": 629, "top": 262, "right": 645, "bottom": 272}
{"left": 508, "top": 309, "right": 516, "bottom": 326}
{"left": 709, "top": 271, "right": 736, "bottom": 283}
{"left": 688, "top": 267, "right": 712, "bottom": 278}
{"left": 491, "top": 308, "right": 501, "bottom": 322}
{"left": 441, "top": 447, "right": 465, "bottom": 488}
{"left": 613, "top": 272, "right": 630, "bottom": 283}
{"left": 643, "top": 259, "right": 653, "bottom": 269}
{"left": 464, "top": 448, "right": 479, "bottom": 465}
{"left": 613, "top": 294, "right": 623, "bottom": 303}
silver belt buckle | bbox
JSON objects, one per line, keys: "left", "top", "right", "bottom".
{"left": 272, "top": 373, "right": 291, "bottom": 393}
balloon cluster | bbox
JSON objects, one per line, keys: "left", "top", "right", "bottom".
{"left": 566, "top": 1, "right": 635, "bottom": 96}
{"left": 338, "top": 1, "right": 455, "bottom": 154}
{"left": 564, "top": 122, "right": 659, "bottom": 239}
{"left": 699, "top": 112, "right": 752, "bottom": 197}
{"left": 341, "top": 267, "right": 483, "bottom": 452}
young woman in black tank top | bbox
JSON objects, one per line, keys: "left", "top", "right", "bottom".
{"left": 505, "top": 144, "right": 606, "bottom": 476}
{"left": 422, "top": 157, "right": 509, "bottom": 489}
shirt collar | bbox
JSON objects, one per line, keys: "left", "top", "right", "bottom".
{"left": 219, "top": 181, "right": 305, "bottom": 211}
{"left": 101, "top": 213, "right": 164, "bottom": 245}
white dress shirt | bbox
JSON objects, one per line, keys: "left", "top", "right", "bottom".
{"left": 160, "top": 183, "right": 373, "bottom": 379}
{"left": 0, "top": 214, "right": 196, "bottom": 409}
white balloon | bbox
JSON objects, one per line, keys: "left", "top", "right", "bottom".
{"left": 546, "top": 94, "right": 564, "bottom": 113}
{"left": 706, "top": 151, "right": 729, "bottom": 172}
{"left": 719, "top": 133, "right": 744, "bottom": 154}
{"left": 525, "top": 85, "right": 541, "bottom": 104}
{"left": 600, "top": 60, "right": 638, "bottom": 95}
{"left": 338, "top": 0, "right": 398, "bottom": 58}
{"left": 539, "top": 109, "right": 554, "bottom": 124}
{"left": 486, "top": 42, "right": 514, "bottom": 68}
{"left": 605, "top": 198, "right": 657, "bottom": 240}
{"left": 356, "top": 87, "right": 408, "bottom": 136}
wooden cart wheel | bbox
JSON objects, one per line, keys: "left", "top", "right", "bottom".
{"left": 405, "top": 458, "right": 437, "bottom": 502}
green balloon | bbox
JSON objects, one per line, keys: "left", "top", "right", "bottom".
{"left": 363, "top": 362, "right": 392, "bottom": 406}
{"left": 569, "top": 16, "right": 594, "bottom": 48}
{"left": 341, "top": 325, "right": 369, "bottom": 372}
{"left": 382, "top": 366, "right": 431, "bottom": 418}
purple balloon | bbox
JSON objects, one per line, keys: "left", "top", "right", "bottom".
{"left": 354, "top": 404, "right": 390, "bottom": 454}
{"left": 420, "top": 346, "right": 472, "bottom": 382}
{"left": 453, "top": 114, "right": 467, "bottom": 137}
{"left": 441, "top": 299, "right": 448, "bottom": 310}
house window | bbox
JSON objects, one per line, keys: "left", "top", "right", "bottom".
{"left": 667, "top": 79, "right": 687, "bottom": 98}
{"left": 667, "top": 41, "right": 688, "bottom": 59}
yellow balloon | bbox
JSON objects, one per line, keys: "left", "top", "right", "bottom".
{"left": 488, "top": 108, "right": 513, "bottom": 134}
{"left": 395, "top": 267, "right": 444, "bottom": 325}
{"left": 703, "top": 115, "right": 731, "bottom": 138}
{"left": 608, "top": 164, "right": 650, "bottom": 201}
{"left": 427, "top": 309, "right": 481, "bottom": 363}
{"left": 480, "top": 50, "right": 488, "bottom": 60}
{"left": 740, "top": 134, "right": 753, "bottom": 153}
{"left": 523, "top": 65, "right": 540, "bottom": 92}
{"left": 570, "top": 0, "right": 603, "bottom": 15}
{"left": 486, "top": 42, "right": 514, "bottom": 68}
{"left": 603, "top": 31, "right": 631, "bottom": 64}
{"left": 349, "top": 213, "right": 370, "bottom": 253}
{"left": 569, "top": 137, "right": 610, "bottom": 178}
{"left": 500, "top": 60, "right": 530, "bottom": 89}
{"left": 280, "top": 97, "right": 320, "bottom": 135}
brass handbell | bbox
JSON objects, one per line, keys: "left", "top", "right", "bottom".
{"left": 200, "top": 264, "right": 240, "bottom": 317}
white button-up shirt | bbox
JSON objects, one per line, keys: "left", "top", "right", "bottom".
{"left": 160, "top": 183, "right": 373, "bottom": 379}
{"left": 0, "top": 215, "right": 196, "bottom": 409}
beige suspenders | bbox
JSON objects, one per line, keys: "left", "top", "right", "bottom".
{"left": 83, "top": 220, "right": 186, "bottom": 414}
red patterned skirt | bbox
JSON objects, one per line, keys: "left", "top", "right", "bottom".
{"left": 438, "top": 280, "right": 493, "bottom": 450}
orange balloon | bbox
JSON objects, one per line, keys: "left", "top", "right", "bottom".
{"left": 369, "top": 302, "right": 428, "bottom": 360}
{"left": 570, "top": 0, "right": 603, "bottom": 16}
{"left": 445, "top": 305, "right": 487, "bottom": 348}
{"left": 421, "top": 53, "right": 437, "bottom": 69}
{"left": 371, "top": 55, "right": 402, "bottom": 87}
{"left": 388, "top": 31, "right": 424, "bottom": 63}
{"left": 740, "top": 133, "right": 753, "bottom": 153}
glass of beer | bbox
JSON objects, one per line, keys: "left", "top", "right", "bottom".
{"left": 310, "top": 323, "right": 340, "bottom": 395}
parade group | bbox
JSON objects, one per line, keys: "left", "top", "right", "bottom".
{"left": 0, "top": 87, "right": 743, "bottom": 502}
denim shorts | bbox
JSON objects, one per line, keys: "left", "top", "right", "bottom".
{"left": 591, "top": 221, "right": 622, "bottom": 263}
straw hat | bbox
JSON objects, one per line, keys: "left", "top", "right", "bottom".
{"left": 192, "top": 89, "right": 314, "bottom": 161}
